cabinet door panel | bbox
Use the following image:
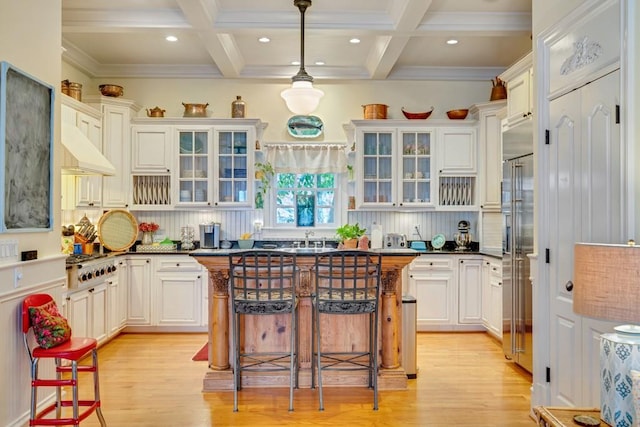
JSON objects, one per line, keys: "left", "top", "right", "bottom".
{"left": 132, "top": 127, "right": 172, "bottom": 172}
{"left": 413, "top": 273, "right": 454, "bottom": 328}
{"left": 156, "top": 275, "right": 202, "bottom": 326}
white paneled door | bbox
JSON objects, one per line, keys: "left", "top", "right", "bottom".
{"left": 547, "top": 69, "right": 622, "bottom": 407}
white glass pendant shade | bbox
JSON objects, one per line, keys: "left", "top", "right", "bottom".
{"left": 281, "top": 80, "right": 324, "bottom": 115}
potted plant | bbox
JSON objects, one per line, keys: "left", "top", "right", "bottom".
{"left": 335, "top": 222, "right": 366, "bottom": 249}
{"left": 254, "top": 161, "right": 274, "bottom": 209}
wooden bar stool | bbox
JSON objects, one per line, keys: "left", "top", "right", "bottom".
{"left": 22, "top": 294, "right": 106, "bottom": 426}
{"left": 312, "top": 250, "right": 382, "bottom": 410}
{"left": 229, "top": 250, "right": 299, "bottom": 412}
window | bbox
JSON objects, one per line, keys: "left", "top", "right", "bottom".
{"left": 273, "top": 173, "right": 337, "bottom": 228}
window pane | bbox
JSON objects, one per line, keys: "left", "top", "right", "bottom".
{"left": 276, "top": 207, "right": 295, "bottom": 224}
{"left": 272, "top": 172, "right": 338, "bottom": 227}
{"left": 297, "top": 174, "right": 314, "bottom": 188}
{"left": 276, "top": 190, "right": 295, "bottom": 206}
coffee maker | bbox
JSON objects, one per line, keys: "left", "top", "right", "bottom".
{"left": 454, "top": 220, "right": 472, "bottom": 251}
{"left": 199, "top": 222, "right": 221, "bottom": 248}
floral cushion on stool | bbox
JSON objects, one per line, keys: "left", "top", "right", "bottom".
{"left": 28, "top": 300, "right": 72, "bottom": 349}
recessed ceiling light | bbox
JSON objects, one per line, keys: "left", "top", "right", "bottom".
{"left": 258, "top": 37, "right": 270, "bottom": 43}
{"left": 166, "top": 35, "right": 178, "bottom": 42}
{"left": 349, "top": 38, "right": 361, "bottom": 44}
{"left": 315, "top": 61, "right": 325, "bottom": 66}
{"left": 446, "top": 39, "right": 458, "bottom": 45}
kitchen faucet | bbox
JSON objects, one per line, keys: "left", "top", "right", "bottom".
{"left": 304, "top": 230, "right": 315, "bottom": 248}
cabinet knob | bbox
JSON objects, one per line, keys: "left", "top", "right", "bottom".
{"left": 460, "top": 260, "right": 464, "bottom": 264}
{"left": 429, "top": 262, "right": 433, "bottom": 266}
{"left": 166, "top": 168, "right": 170, "bottom": 172}
{"left": 176, "top": 263, "right": 180, "bottom": 267}
{"left": 146, "top": 259, "right": 150, "bottom": 263}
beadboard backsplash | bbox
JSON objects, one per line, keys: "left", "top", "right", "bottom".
{"left": 64, "top": 209, "right": 480, "bottom": 245}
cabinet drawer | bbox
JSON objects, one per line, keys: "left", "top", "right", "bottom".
{"left": 410, "top": 257, "right": 453, "bottom": 271}
{"left": 155, "top": 256, "right": 202, "bottom": 272}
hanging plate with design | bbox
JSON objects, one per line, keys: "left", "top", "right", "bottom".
{"left": 287, "top": 115, "right": 323, "bottom": 138}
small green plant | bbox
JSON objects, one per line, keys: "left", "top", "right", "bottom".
{"left": 335, "top": 222, "right": 366, "bottom": 243}
{"left": 254, "top": 161, "right": 274, "bottom": 208}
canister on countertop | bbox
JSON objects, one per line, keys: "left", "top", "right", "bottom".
{"left": 370, "top": 222, "right": 383, "bottom": 249}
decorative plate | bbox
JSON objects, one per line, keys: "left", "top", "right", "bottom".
{"left": 431, "top": 234, "right": 446, "bottom": 250}
{"left": 97, "top": 209, "right": 139, "bottom": 252}
{"left": 287, "top": 115, "right": 323, "bottom": 138}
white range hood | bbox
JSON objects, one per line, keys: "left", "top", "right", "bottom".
{"left": 61, "top": 122, "right": 115, "bottom": 176}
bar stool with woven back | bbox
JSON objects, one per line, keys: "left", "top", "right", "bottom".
{"left": 21, "top": 293, "right": 106, "bottom": 426}
{"left": 312, "top": 250, "right": 382, "bottom": 410}
{"left": 229, "top": 250, "right": 299, "bottom": 412}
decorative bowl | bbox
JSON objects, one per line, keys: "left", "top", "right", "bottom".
{"left": 402, "top": 107, "right": 434, "bottom": 120}
{"left": 446, "top": 109, "right": 469, "bottom": 120}
{"left": 99, "top": 84, "right": 124, "bottom": 97}
{"left": 237, "top": 239, "right": 254, "bottom": 249}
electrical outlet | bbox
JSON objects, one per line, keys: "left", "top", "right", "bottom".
{"left": 253, "top": 220, "right": 263, "bottom": 233}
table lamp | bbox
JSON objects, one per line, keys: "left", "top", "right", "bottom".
{"left": 574, "top": 242, "right": 640, "bottom": 426}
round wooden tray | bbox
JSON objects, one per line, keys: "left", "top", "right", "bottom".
{"left": 97, "top": 209, "right": 138, "bottom": 251}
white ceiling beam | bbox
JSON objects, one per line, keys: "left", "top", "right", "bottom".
{"left": 366, "top": 0, "right": 432, "bottom": 79}
{"left": 176, "top": 0, "right": 243, "bottom": 78}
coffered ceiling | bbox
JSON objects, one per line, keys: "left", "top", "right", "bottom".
{"left": 61, "top": 0, "right": 532, "bottom": 81}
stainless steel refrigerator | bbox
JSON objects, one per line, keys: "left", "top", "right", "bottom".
{"left": 502, "top": 149, "right": 533, "bottom": 374}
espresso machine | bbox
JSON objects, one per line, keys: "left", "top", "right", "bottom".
{"left": 454, "top": 220, "right": 472, "bottom": 251}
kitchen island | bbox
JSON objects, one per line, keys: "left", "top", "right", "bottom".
{"left": 191, "top": 248, "right": 418, "bottom": 391}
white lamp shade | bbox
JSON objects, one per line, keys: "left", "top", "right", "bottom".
{"left": 281, "top": 80, "right": 324, "bottom": 115}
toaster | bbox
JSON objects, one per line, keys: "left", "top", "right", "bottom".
{"left": 383, "top": 233, "right": 407, "bottom": 248}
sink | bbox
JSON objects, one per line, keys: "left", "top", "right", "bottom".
{"left": 279, "top": 247, "right": 336, "bottom": 254}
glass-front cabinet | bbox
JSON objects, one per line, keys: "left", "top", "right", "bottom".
{"left": 129, "top": 118, "right": 262, "bottom": 210}
{"left": 399, "top": 130, "right": 433, "bottom": 206}
{"left": 351, "top": 120, "right": 476, "bottom": 210}
{"left": 355, "top": 126, "right": 434, "bottom": 208}
{"left": 177, "top": 128, "right": 210, "bottom": 205}
{"left": 215, "top": 127, "right": 251, "bottom": 207}
{"left": 360, "top": 130, "right": 395, "bottom": 206}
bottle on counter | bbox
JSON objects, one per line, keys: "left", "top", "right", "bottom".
{"left": 370, "top": 222, "right": 383, "bottom": 249}
{"left": 231, "top": 95, "right": 246, "bottom": 118}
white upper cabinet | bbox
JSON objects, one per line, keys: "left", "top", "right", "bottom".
{"left": 86, "top": 96, "right": 141, "bottom": 208}
{"left": 129, "top": 118, "right": 264, "bottom": 210}
{"left": 60, "top": 97, "right": 103, "bottom": 209}
{"left": 500, "top": 52, "right": 533, "bottom": 130}
{"left": 436, "top": 127, "right": 477, "bottom": 175}
{"left": 349, "top": 120, "right": 476, "bottom": 211}
{"left": 470, "top": 100, "right": 507, "bottom": 211}
{"left": 131, "top": 125, "right": 173, "bottom": 173}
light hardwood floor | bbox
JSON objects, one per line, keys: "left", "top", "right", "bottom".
{"left": 72, "top": 332, "right": 535, "bottom": 426}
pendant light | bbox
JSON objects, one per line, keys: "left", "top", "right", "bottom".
{"left": 281, "top": 0, "right": 324, "bottom": 115}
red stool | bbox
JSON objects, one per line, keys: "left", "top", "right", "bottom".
{"left": 22, "top": 294, "right": 106, "bottom": 426}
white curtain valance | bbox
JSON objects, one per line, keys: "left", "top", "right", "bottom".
{"left": 265, "top": 143, "right": 348, "bottom": 174}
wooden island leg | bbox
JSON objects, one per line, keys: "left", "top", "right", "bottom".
{"left": 378, "top": 269, "right": 407, "bottom": 390}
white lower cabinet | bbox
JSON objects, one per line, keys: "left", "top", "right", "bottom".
{"left": 107, "top": 268, "right": 127, "bottom": 338}
{"left": 66, "top": 282, "right": 108, "bottom": 345}
{"left": 127, "top": 256, "right": 153, "bottom": 326}
{"left": 154, "top": 256, "right": 204, "bottom": 328}
{"left": 409, "top": 254, "right": 486, "bottom": 331}
{"left": 457, "top": 257, "right": 483, "bottom": 324}
{"left": 481, "top": 259, "right": 502, "bottom": 339}
{"left": 124, "top": 254, "right": 207, "bottom": 332}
